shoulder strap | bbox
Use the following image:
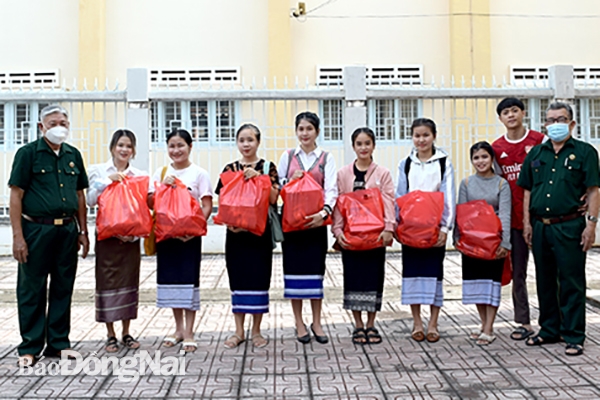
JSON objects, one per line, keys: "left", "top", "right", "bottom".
{"left": 285, "top": 149, "right": 294, "bottom": 178}
{"left": 498, "top": 177, "right": 503, "bottom": 190}
{"left": 440, "top": 157, "right": 446, "bottom": 180}
{"left": 263, "top": 160, "right": 270, "bottom": 175}
{"left": 404, "top": 157, "right": 412, "bottom": 191}
{"left": 160, "top": 165, "right": 168, "bottom": 181}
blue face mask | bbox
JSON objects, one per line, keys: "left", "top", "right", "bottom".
{"left": 546, "top": 123, "right": 570, "bottom": 142}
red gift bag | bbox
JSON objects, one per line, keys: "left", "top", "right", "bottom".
{"left": 213, "top": 171, "right": 271, "bottom": 236}
{"left": 280, "top": 173, "right": 331, "bottom": 232}
{"left": 455, "top": 200, "right": 502, "bottom": 260}
{"left": 96, "top": 176, "right": 153, "bottom": 241}
{"left": 396, "top": 190, "right": 444, "bottom": 248}
{"left": 154, "top": 178, "right": 207, "bottom": 242}
{"left": 337, "top": 188, "right": 386, "bottom": 251}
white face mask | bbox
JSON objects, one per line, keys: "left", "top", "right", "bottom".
{"left": 44, "top": 126, "right": 69, "bottom": 145}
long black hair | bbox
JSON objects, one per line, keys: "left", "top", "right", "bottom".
{"left": 295, "top": 111, "right": 320, "bottom": 131}
{"left": 469, "top": 141, "right": 494, "bottom": 160}
{"left": 109, "top": 129, "right": 137, "bottom": 157}
{"left": 236, "top": 123, "right": 261, "bottom": 142}
{"left": 166, "top": 128, "right": 193, "bottom": 146}
{"left": 410, "top": 118, "right": 437, "bottom": 138}
{"left": 351, "top": 127, "right": 376, "bottom": 146}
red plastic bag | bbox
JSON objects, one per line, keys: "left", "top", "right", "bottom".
{"left": 154, "top": 178, "right": 207, "bottom": 242}
{"left": 213, "top": 171, "right": 271, "bottom": 236}
{"left": 336, "top": 188, "right": 386, "bottom": 251}
{"left": 455, "top": 200, "right": 502, "bottom": 260}
{"left": 501, "top": 251, "right": 512, "bottom": 286}
{"left": 280, "top": 173, "right": 331, "bottom": 232}
{"left": 396, "top": 190, "right": 444, "bottom": 248}
{"left": 96, "top": 176, "right": 153, "bottom": 241}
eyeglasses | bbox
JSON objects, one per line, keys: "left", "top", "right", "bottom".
{"left": 545, "top": 117, "right": 570, "bottom": 124}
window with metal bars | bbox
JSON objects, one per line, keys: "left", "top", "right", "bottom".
{"left": 150, "top": 100, "right": 236, "bottom": 145}
{"left": 0, "top": 102, "right": 49, "bottom": 147}
{"left": 367, "top": 99, "right": 419, "bottom": 141}
{"left": 320, "top": 100, "right": 344, "bottom": 141}
{"left": 589, "top": 99, "right": 600, "bottom": 140}
{"left": 0, "top": 104, "right": 4, "bottom": 145}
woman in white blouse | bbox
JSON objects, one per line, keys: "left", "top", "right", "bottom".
{"left": 148, "top": 128, "right": 213, "bottom": 353}
{"left": 277, "top": 111, "right": 338, "bottom": 345}
{"left": 86, "top": 129, "right": 147, "bottom": 353}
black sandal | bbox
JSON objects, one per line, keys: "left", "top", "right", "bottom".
{"left": 525, "top": 335, "right": 560, "bottom": 346}
{"left": 510, "top": 326, "right": 534, "bottom": 341}
{"left": 565, "top": 343, "right": 584, "bottom": 356}
{"left": 352, "top": 328, "right": 367, "bottom": 345}
{"left": 105, "top": 336, "right": 119, "bottom": 353}
{"left": 365, "top": 327, "right": 382, "bottom": 345}
{"left": 122, "top": 334, "right": 140, "bottom": 349}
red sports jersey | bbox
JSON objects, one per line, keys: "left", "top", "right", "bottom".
{"left": 492, "top": 130, "right": 546, "bottom": 230}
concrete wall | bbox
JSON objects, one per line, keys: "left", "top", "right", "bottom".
{"left": 289, "top": 0, "right": 451, "bottom": 81}
{"left": 489, "top": 0, "right": 600, "bottom": 78}
{"left": 105, "top": 0, "right": 270, "bottom": 83}
{"left": 0, "top": 0, "right": 79, "bottom": 83}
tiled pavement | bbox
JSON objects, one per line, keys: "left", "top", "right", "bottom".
{"left": 0, "top": 251, "right": 599, "bottom": 399}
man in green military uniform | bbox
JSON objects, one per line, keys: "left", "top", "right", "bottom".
{"left": 9, "top": 105, "right": 89, "bottom": 367}
{"left": 518, "top": 102, "right": 599, "bottom": 356}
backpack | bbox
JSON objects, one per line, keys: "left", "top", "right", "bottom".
{"left": 405, "top": 156, "right": 446, "bottom": 191}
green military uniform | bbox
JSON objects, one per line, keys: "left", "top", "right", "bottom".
{"left": 518, "top": 137, "right": 600, "bottom": 345}
{"left": 8, "top": 138, "right": 88, "bottom": 356}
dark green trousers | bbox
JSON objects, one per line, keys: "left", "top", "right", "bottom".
{"left": 17, "top": 219, "right": 79, "bottom": 356}
{"left": 531, "top": 217, "right": 587, "bottom": 345}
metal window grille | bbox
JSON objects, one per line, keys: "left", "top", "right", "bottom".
{"left": 368, "top": 99, "right": 418, "bottom": 141}
{"left": 150, "top": 102, "right": 159, "bottom": 143}
{"left": 15, "top": 104, "right": 31, "bottom": 145}
{"left": 151, "top": 100, "right": 236, "bottom": 144}
{"left": 320, "top": 99, "right": 343, "bottom": 141}
{"left": 372, "top": 99, "right": 395, "bottom": 141}
{"left": 399, "top": 99, "right": 419, "bottom": 140}
{"left": 165, "top": 101, "right": 183, "bottom": 130}
{"left": 0, "top": 104, "right": 4, "bottom": 145}
{"left": 190, "top": 101, "right": 209, "bottom": 142}
{"left": 590, "top": 99, "right": 600, "bottom": 140}
{"left": 215, "top": 100, "right": 235, "bottom": 142}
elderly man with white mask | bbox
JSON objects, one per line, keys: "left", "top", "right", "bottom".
{"left": 8, "top": 105, "right": 89, "bottom": 367}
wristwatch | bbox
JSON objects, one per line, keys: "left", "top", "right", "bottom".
{"left": 587, "top": 215, "right": 598, "bottom": 223}
{"left": 79, "top": 231, "right": 88, "bottom": 236}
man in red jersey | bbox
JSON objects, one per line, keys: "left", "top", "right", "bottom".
{"left": 492, "top": 98, "right": 545, "bottom": 341}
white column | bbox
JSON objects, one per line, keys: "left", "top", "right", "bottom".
{"left": 126, "top": 68, "right": 150, "bottom": 172}
{"left": 343, "top": 66, "right": 367, "bottom": 165}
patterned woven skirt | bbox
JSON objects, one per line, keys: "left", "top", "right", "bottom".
{"left": 225, "top": 224, "right": 273, "bottom": 314}
{"left": 95, "top": 237, "right": 141, "bottom": 323}
{"left": 156, "top": 237, "right": 202, "bottom": 311}
{"left": 462, "top": 254, "right": 504, "bottom": 307}
{"left": 342, "top": 247, "right": 386, "bottom": 312}
{"left": 282, "top": 226, "right": 328, "bottom": 299}
{"left": 401, "top": 244, "right": 445, "bottom": 307}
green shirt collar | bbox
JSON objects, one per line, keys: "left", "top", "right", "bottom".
{"left": 35, "top": 137, "right": 73, "bottom": 156}
{"left": 541, "top": 135, "right": 576, "bottom": 151}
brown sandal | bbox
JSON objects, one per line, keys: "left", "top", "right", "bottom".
{"left": 251, "top": 334, "right": 268, "bottom": 348}
{"left": 426, "top": 332, "right": 440, "bottom": 343}
{"left": 411, "top": 330, "right": 425, "bottom": 342}
{"left": 17, "top": 354, "right": 37, "bottom": 367}
{"left": 224, "top": 334, "right": 245, "bottom": 349}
